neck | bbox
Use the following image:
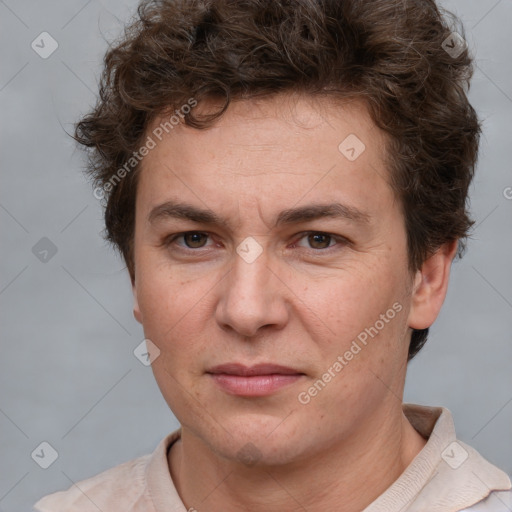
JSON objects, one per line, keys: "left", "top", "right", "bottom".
{"left": 168, "top": 404, "right": 427, "bottom": 512}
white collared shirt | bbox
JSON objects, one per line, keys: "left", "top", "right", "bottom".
{"left": 34, "top": 403, "right": 511, "bottom": 512}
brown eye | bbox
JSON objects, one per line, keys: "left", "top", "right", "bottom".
{"left": 182, "top": 232, "right": 209, "bottom": 248}
{"left": 292, "top": 231, "right": 348, "bottom": 253}
{"left": 307, "top": 233, "right": 333, "bottom": 249}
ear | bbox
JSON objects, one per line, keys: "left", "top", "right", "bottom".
{"left": 407, "top": 240, "right": 458, "bottom": 330}
{"left": 132, "top": 279, "right": 143, "bottom": 324}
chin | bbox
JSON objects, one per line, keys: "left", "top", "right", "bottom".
{"left": 201, "top": 414, "right": 311, "bottom": 467}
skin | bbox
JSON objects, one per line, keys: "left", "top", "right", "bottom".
{"left": 131, "top": 93, "right": 457, "bottom": 512}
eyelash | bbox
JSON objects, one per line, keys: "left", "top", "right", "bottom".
{"left": 163, "top": 231, "right": 349, "bottom": 254}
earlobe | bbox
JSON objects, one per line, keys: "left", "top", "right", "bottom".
{"left": 407, "top": 240, "right": 458, "bottom": 330}
{"left": 132, "top": 282, "right": 143, "bottom": 324}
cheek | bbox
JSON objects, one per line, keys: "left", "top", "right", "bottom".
{"left": 308, "top": 263, "right": 399, "bottom": 331}
{"left": 135, "top": 258, "right": 219, "bottom": 354}
{"left": 300, "top": 262, "right": 410, "bottom": 380}
{"left": 136, "top": 264, "right": 184, "bottom": 345}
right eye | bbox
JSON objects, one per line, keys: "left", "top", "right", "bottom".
{"left": 165, "top": 231, "right": 213, "bottom": 250}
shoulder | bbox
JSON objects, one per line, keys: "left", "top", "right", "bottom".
{"left": 461, "top": 489, "right": 512, "bottom": 511}
{"left": 460, "top": 490, "right": 512, "bottom": 512}
{"left": 33, "top": 453, "right": 152, "bottom": 512}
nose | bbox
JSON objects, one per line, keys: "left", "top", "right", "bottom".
{"left": 215, "top": 245, "right": 290, "bottom": 338}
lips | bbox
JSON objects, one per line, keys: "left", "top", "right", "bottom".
{"left": 206, "top": 363, "right": 305, "bottom": 397}
{"left": 207, "top": 363, "right": 303, "bottom": 376}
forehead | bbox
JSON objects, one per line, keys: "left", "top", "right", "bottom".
{"left": 137, "top": 94, "right": 393, "bottom": 222}
{"left": 145, "top": 94, "right": 384, "bottom": 154}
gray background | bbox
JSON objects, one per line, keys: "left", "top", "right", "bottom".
{"left": 0, "top": 1, "right": 511, "bottom": 511}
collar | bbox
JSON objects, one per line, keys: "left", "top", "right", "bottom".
{"left": 363, "top": 403, "right": 511, "bottom": 511}
{"left": 145, "top": 404, "right": 511, "bottom": 512}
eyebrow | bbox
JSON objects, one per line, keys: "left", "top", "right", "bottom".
{"left": 147, "top": 200, "right": 370, "bottom": 229}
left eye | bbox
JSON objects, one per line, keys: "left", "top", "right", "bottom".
{"left": 293, "top": 232, "right": 342, "bottom": 250}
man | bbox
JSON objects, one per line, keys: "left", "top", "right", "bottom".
{"left": 34, "top": 0, "right": 511, "bottom": 510}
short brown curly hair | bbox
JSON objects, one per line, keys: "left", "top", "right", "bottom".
{"left": 75, "top": 0, "right": 481, "bottom": 360}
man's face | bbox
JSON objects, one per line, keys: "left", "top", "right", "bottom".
{"left": 132, "top": 94, "right": 416, "bottom": 465}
